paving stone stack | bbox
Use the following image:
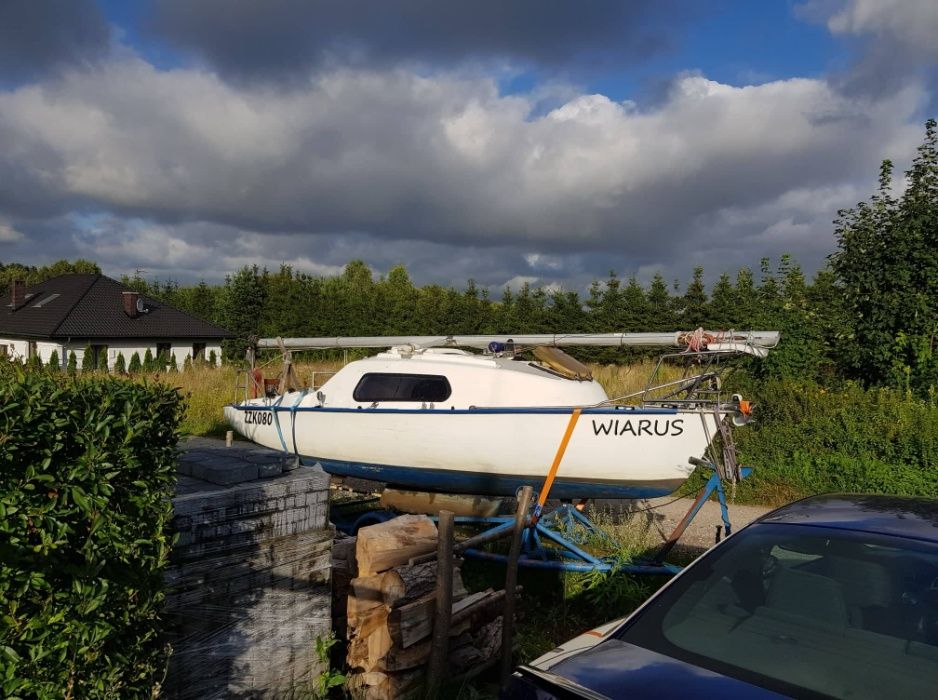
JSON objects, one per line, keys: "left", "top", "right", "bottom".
{"left": 163, "top": 438, "right": 333, "bottom": 699}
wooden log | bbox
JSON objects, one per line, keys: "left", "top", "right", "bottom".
{"left": 356, "top": 514, "right": 438, "bottom": 577}
{"left": 425, "top": 510, "right": 454, "bottom": 699}
{"left": 380, "top": 488, "right": 502, "bottom": 517}
{"left": 380, "top": 560, "right": 466, "bottom": 609}
{"left": 388, "top": 589, "right": 490, "bottom": 648}
{"left": 501, "top": 485, "right": 533, "bottom": 684}
{"left": 378, "top": 588, "right": 512, "bottom": 672}
{"left": 347, "top": 574, "right": 386, "bottom": 632}
{"left": 347, "top": 670, "right": 423, "bottom": 700}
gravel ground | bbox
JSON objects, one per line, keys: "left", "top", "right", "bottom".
{"left": 588, "top": 495, "right": 775, "bottom": 553}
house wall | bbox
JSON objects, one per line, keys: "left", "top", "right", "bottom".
{"left": 0, "top": 337, "right": 223, "bottom": 370}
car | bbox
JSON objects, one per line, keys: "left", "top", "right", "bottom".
{"left": 502, "top": 494, "right": 938, "bottom": 699}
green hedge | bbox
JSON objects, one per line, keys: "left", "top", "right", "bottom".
{"left": 728, "top": 376, "right": 938, "bottom": 502}
{"left": 0, "top": 364, "right": 184, "bottom": 698}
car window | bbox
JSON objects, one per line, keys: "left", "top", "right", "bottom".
{"left": 617, "top": 524, "right": 938, "bottom": 699}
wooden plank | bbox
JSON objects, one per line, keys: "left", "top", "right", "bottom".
{"left": 388, "top": 590, "right": 491, "bottom": 649}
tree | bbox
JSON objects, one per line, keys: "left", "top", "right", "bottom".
{"left": 114, "top": 352, "right": 127, "bottom": 374}
{"left": 831, "top": 119, "right": 938, "bottom": 393}
{"left": 128, "top": 352, "right": 142, "bottom": 373}
{"left": 143, "top": 348, "right": 155, "bottom": 372}
{"left": 66, "top": 351, "right": 77, "bottom": 375}
{"left": 220, "top": 265, "right": 267, "bottom": 361}
{"left": 680, "top": 266, "right": 708, "bottom": 327}
{"left": 96, "top": 349, "right": 108, "bottom": 372}
{"left": 81, "top": 345, "right": 95, "bottom": 372}
{"left": 48, "top": 350, "right": 60, "bottom": 371}
{"left": 208, "top": 349, "right": 217, "bottom": 367}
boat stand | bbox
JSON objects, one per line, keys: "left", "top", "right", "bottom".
{"left": 459, "top": 465, "right": 751, "bottom": 575}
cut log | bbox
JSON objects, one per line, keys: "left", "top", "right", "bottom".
{"left": 381, "top": 560, "right": 466, "bottom": 609}
{"left": 347, "top": 574, "right": 386, "bottom": 632}
{"left": 356, "top": 514, "right": 438, "bottom": 577}
{"left": 346, "top": 670, "right": 423, "bottom": 700}
{"left": 388, "top": 589, "right": 492, "bottom": 648}
{"left": 347, "top": 624, "right": 393, "bottom": 673}
{"left": 378, "top": 589, "right": 512, "bottom": 671}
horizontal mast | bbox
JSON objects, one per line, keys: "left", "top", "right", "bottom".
{"left": 256, "top": 331, "right": 779, "bottom": 355}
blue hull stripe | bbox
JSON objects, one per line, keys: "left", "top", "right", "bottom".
{"left": 229, "top": 404, "right": 680, "bottom": 416}
{"left": 314, "top": 458, "right": 680, "bottom": 500}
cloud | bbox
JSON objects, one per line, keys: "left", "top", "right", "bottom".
{"left": 799, "top": 0, "right": 938, "bottom": 99}
{"left": 144, "top": 0, "right": 692, "bottom": 83}
{"left": 0, "top": 221, "right": 24, "bottom": 242}
{"left": 0, "top": 53, "right": 925, "bottom": 288}
{"left": 0, "top": 0, "right": 110, "bottom": 83}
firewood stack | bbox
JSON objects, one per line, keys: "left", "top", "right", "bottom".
{"left": 343, "top": 514, "right": 507, "bottom": 699}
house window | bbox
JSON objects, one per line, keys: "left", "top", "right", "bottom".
{"left": 192, "top": 343, "right": 206, "bottom": 361}
{"left": 156, "top": 343, "right": 171, "bottom": 360}
{"left": 353, "top": 373, "right": 452, "bottom": 403}
{"left": 0, "top": 344, "right": 7, "bottom": 358}
{"left": 27, "top": 341, "right": 37, "bottom": 359}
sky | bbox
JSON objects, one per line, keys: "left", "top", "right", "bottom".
{"left": 0, "top": 0, "right": 936, "bottom": 294}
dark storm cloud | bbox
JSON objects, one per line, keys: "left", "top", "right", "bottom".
{"left": 0, "top": 0, "right": 109, "bottom": 82}
{"left": 798, "top": 0, "right": 938, "bottom": 100}
{"left": 145, "top": 0, "right": 691, "bottom": 82}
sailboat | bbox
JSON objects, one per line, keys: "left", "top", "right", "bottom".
{"left": 224, "top": 331, "right": 778, "bottom": 499}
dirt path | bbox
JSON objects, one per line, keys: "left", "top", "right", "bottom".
{"left": 588, "top": 496, "right": 775, "bottom": 552}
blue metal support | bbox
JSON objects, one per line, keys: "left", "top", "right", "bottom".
{"left": 456, "top": 463, "right": 751, "bottom": 575}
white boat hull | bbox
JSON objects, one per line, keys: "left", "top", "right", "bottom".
{"left": 224, "top": 401, "right": 719, "bottom": 499}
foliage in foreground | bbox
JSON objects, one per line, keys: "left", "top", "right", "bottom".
{"left": 0, "top": 364, "right": 184, "bottom": 699}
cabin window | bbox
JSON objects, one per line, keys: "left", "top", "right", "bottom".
{"left": 156, "top": 342, "right": 171, "bottom": 359}
{"left": 192, "top": 343, "right": 206, "bottom": 361}
{"left": 353, "top": 373, "right": 452, "bottom": 403}
{"left": 27, "top": 341, "right": 37, "bottom": 359}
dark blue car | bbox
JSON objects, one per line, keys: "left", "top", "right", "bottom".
{"left": 503, "top": 494, "right": 938, "bottom": 699}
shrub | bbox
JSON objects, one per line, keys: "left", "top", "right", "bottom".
{"left": 114, "top": 352, "right": 127, "bottom": 374}
{"left": 27, "top": 353, "right": 42, "bottom": 370}
{"left": 96, "top": 349, "right": 108, "bottom": 372}
{"left": 48, "top": 349, "right": 60, "bottom": 371}
{"left": 726, "top": 374, "right": 938, "bottom": 501}
{"left": 0, "top": 363, "right": 184, "bottom": 698}
{"left": 143, "top": 348, "right": 155, "bottom": 372}
{"left": 128, "top": 351, "right": 142, "bottom": 374}
{"left": 67, "top": 351, "right": 77, "bottom": 375}
{"left": 81, "top": 345, "right": 94, "bottom": 372}
{"left": 208, "top": 349, "right": 217, "bottom": 367}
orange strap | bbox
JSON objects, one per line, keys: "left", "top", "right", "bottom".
{"left": 532, "top": 408, "right": 582, "bottom": 522}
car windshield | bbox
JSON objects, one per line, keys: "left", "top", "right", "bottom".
{"left": 616, "top": 523, "right": 938, "bottom": 699}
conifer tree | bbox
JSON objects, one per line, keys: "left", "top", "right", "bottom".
{"left": 48, "top": 349, "right": 60, "bottom": 371}
{"left": 114, "top": 352, "right": 127, "bottom": 374}
{"left": 128, "top": 351, "right": 142, "bottom": 373}
{"left": 81, "top": 345, "right": 95, "bottom": 372}
{"left": 96, "top": 349, "right": 108, "bottom": 372}
{"left": 143, "top": 348, "right": 155, "bottom": 372}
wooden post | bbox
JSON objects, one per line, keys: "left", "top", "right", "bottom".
{"left": 500, "top": 486, "right": 533, "bottom": 685}
{"left": 425, "top": 509, "right": 454, "bottom": 699}
{"left": 225, "top": 430, "right": 233, "bottom": 447}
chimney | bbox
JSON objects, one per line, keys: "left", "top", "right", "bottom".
{"left": 10, "top": 280, "right": 25, "bottom": 310}
{"left": 122, "top": 291, "right": 140, "bottom": 318}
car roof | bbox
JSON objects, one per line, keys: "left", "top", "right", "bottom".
{"left": 754, "top": 493, "right": 938, "bottom": 542}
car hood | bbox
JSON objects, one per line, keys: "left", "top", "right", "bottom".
{"left": 545, "top": 638, "right": 786, "bottom": 699}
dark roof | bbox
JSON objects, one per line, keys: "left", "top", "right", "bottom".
{"left": 755, "top": 493, "right": 938, "bottom": 543}
{"left": 0, "top": 274, "right": 232, "bottom": 340}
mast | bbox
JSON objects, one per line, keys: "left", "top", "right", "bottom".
{"left": 255, "top": 331, "right": 780, "bottom": 357}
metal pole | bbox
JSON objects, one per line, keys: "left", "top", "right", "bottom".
{"left": 425, "top": 509, "right": 454, "bottom": 699}
{"left": 501, "top": 486, "right": 533, "bottom": 685}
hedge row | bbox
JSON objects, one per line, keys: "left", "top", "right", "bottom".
{"left": 0, "top": 363, "right": 184, "bottom": 698}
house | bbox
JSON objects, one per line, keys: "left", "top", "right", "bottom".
{"left": 0, "top": 274, "right": 233, "bottom": 370}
